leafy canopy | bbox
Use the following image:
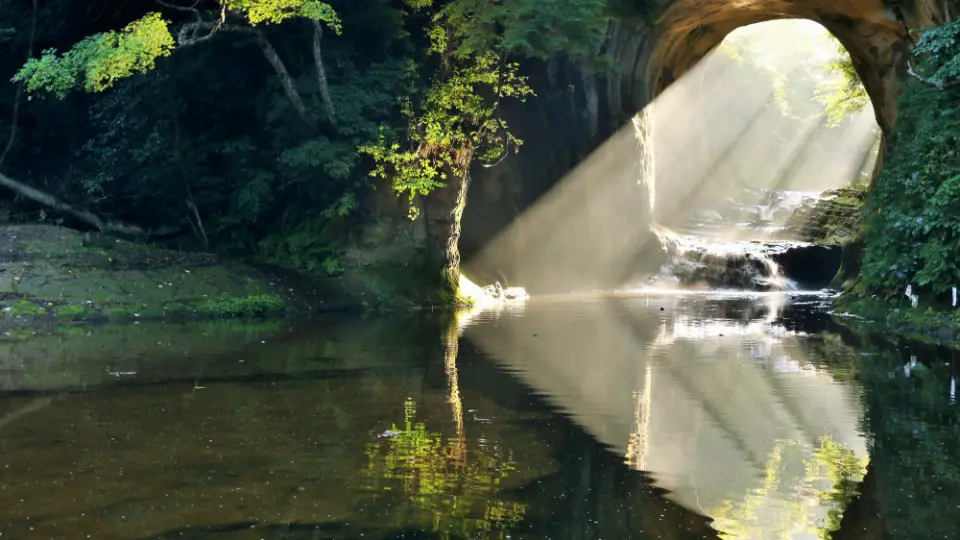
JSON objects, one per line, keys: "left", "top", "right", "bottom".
{"left": 359, "top": 45, "right": 533, "bottom": 210}
{"left": 11, "top": 1, "right": 341, "bottom": 98}
{"left": 436, "top": 0, "right": 610, "bottom": 62}
{"left": 226, "top": 0, "right": 341, "bottom": 31}
{"left": 13, "top": 13, "right": 175, "bottom": 98}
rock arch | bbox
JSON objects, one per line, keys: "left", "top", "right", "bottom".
{"left": 649, "top": 0, "right": 907, "bottom": 132}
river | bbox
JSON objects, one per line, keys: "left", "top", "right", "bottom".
{"left": 0, "top": 292, "right": 957, "bottom": 539}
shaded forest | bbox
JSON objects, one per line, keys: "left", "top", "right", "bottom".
{"left": 0, "top": 0, "right": 638, "bottom": 276}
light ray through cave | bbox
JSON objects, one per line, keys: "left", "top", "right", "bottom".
{"left": 466, "top": 19, "right": 881, "bottom": 296}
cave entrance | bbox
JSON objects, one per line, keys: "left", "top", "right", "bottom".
{"left": 650, "top": 19, "right": 881, "bottom": 235}
{"left": 462, "top": 19, "right": 884, "bottom": 295}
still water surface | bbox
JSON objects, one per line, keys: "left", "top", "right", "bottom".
{"left": 1, "top": 293, "right": 958, "bottom": 539}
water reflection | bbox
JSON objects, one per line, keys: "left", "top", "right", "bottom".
{"left": 0, "top": 300, "right": 958, "bottom": 539}
{"left": 461, "top": 293, "right": 868, "bottom": 539}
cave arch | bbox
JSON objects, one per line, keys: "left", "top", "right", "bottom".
{"left": 647, "top": 0, "right": 909, "bottom": 134}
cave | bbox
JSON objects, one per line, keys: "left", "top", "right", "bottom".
{"left": 441, "top": 0, "right": 930, "bottom": 293}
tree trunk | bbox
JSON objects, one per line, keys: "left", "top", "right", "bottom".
{"left": 311, "top": 20, "right": 336, "bottom": 122}
{"left": 0, "top": 171, "right": 182, "bottom": 236}
{"left": 252, "top": 31, "right": 317, "bottom": 131}
{"left": 438, "top": 164, "right": 472, "bottom": 303}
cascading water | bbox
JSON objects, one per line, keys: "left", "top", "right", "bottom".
{"left": 640, "top": 188, "right": 833, "bottom": 292}
{"left": 650, "top": 226, "right": 795, "bottom": 291}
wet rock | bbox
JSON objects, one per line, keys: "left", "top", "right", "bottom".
{"left": 770, "top": 243, "right": 843, "bottom": 290}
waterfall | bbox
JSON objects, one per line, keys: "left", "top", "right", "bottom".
{"left": 631, "top": 107, "right": 802, "bottom": 292}
{"left": 648, "top": 224, "right": 798, "bottom": 291}
{"left": 633, "top": 187, "right": 839, "bottom": 292}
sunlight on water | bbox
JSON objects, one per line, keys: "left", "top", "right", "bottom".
{"left": 461, "top": 294, "right": 868, "bottom": 540}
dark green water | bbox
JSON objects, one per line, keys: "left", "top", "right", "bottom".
{"left": 1, "top": 293, "right": 958, "bottom": 539}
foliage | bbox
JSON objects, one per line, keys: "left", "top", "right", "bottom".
{"left": 718, "top": 24, "right": 867, "bottom": 124}
{"left": 854, "top": 20, "right": 960, "bottom": 298}
{"left": 435, "top": 0, "right": 610, "bottom": 62}
{"left": 12, "top": 13, "right": 175, "bottom": 98}
{"left": 859, "top": 76, "right": 960, "bottom": 295}
{"left": 258, "top": 218, "right": 345, "bottom": 276}
{"left": 360, "top": 50, "right": 532, "bottom": 209}
{"left": 815, "top": 35, "right": 870, "bottom": 127}
{"left": 1, "top": 0, "right": 613, "bottom": 279}
{"left": 911, "top": 19, "right": 960, "bottom": 88}
{"left": 228, "top": 0, "right": 341, "bottom": 30}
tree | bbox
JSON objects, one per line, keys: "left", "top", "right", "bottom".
{"left": 815, "top": 35, "right": 870, "bottom": 127}
{"left": 359, "top": 0, "right": 612, "bottom": 209}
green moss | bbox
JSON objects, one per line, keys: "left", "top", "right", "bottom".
{"left": 104, "top": 304, "right": 142, "bottom": 318}
{"left": 199, "top": 294, "right": 287, "bottom": 318}
{"left": 6, "top": 299, "right": 47, "bottom": 316}
{"left": 54, "top": 304, "right": 92, "bottom": 319}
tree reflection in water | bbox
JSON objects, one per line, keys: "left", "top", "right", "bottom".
{"left": 362, "top": 321, "right": 526, "bottom": 538}
{"left": 707, "top": 436, "right": 866, "bottom": 539}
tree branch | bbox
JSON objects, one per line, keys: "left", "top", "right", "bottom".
{"left": 253, "top": 29, "right": 317, "bottom": 130}
{"left": 177, "top": 20, "right": 221, "bottom": 45}
{"left": 311, "top": 19, "right": 336, "bottom": 122}
{"left": 184, "top": 187, "right": 208, "bottom": 247}
{"left": 906, "top": 57, "right": 960, "bottom": 90}
{"left": 155, "top": 0, "right": 200, "bottom": 16}
{"left": 0, "top": 171, "right": 182, "bottom": 236}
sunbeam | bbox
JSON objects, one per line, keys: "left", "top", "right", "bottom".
{"left": 466, "top": 19, "right": 881, "bottom": 296}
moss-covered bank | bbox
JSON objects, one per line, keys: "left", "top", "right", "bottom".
{"left": 833, "top": 295, "right": 960, "bottom": 348}
{"left": 0, "top": 225, "right": 447, "bottom": 324}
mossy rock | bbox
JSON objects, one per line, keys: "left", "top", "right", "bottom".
{"left": 198, "top": 294, "right": 287, "bottom": 318}
{"left": 785, "top": 184, "right": 867, "bottom": 245}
